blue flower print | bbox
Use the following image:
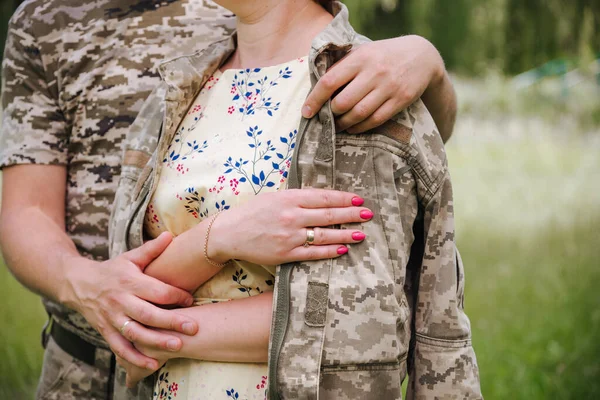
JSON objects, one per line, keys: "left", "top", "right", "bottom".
{"left": 183, "top": 187, "right": 230, "bottom": 219}
{"left": 163, "top": 114, "right": 209, "bottom": 170}
{"left": 222, "top": 126, "right": 297, "bottom": 195}
{"left": 230, "top": 66, "right": 293, "bottom": 119}
{"left": 226, "top": 388, "right": 239, "bottom": 399}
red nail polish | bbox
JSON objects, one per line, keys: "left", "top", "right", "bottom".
{"left": 337, "top": 246, "right": 348, "bottom": 255}
{"left": 351, "top": 196, "right": 364, "bottom": 206}
{"left": 352, "top": 232, "right": 366, "bottom": 241}
{"left": 360, "top": 210, "right": 374, "bottom": 219}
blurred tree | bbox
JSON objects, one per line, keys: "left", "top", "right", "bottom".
{"left": 1, "top": 0, "right": 24, "bottom": 64}
{"left": 0, "top": 0, "right": 598, "bottom": 77}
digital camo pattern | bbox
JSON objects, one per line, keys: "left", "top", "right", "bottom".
{"left": 0, "top": 0, "right": 234, "bottom": 348}
{"left": 35, "top": 337, "right": 113, "bottom": 399}
{"left": 110, "top": 1, "right": 481, "bottom": 399}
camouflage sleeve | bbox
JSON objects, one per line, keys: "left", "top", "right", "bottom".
{"left": 0, "top": 9, "right": 68, "bottom": 168}
{"left": 406, "top": 174, "right": 483, "bottom": 399}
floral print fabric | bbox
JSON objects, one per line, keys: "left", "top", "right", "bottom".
{"left": 146, "top": 57, "right": 310, "bottom": 399}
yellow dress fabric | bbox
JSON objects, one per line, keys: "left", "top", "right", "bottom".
{"left": 145, "top": 57, "right": 310, "bottom": 400}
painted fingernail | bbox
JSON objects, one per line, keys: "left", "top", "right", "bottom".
{"left": 337, "top": 246, "right": 348, "bottom": 255}
{"left": 182, "top": 322, "right": 195, "bottom": 335}
{"left": 302, "top": 105, "right": 313, "bottom": 118}
{"left": 352, "top": 232, "right": 366, "bottom": 241}
{"left": 167, "top": 339, "right": 179, "bottom": 351}
{"left": 360, "top": 210, "right": 374, "bottom": 219}
{"left": 351, "top": 196, "right": 364, "bottom": 206}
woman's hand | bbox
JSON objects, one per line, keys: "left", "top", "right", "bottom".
{"left": 116, "top": 355, "right": 166, "bottom": 389}
{"left": 208, "top": 188, "right": 372, "bottom": 266}
{"left": 302, "top": 35, "right": 456, "bottom": 140}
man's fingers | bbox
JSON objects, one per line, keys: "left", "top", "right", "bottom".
{"left": 124, "top": 297, "right": 198, "bottom": 335}
{"left": 330, "top": 74, "right": 374, "bottom": 116}
{"left": 106, "top": 329, "right": 159, "bottom": 370}
{"left": 336, "top": 89, "right": 387, "bottom": 132}
{"left": 124, "top": 231, "right": 173, "bottom": 269}
{"left": 133, "top": 274, "right": 195, "bottom": 308}
{"left": 346, "top": 99, "right": 399, "bottom": 134}
{"left": 119, "top": 317, "right": 184, "bottom": 352}
{"left": 291, "top": 189, "right": 362, "bottom": 209}
{"left": 302, "top": 57, "right": 358, "bottom": 118}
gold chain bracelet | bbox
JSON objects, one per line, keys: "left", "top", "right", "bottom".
{"left": 203, "top": 211, "right": 230, "bottom": 268}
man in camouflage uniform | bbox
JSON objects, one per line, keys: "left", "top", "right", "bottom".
{"left": 0, "top": 0, "right": 459, "bottom": 398}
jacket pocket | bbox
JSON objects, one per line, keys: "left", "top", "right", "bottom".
{"left": 319, "top": 139, "right": 412, "bottom": 368}
{"left": 319, "top": 362, "right": 406, "bottom": 400}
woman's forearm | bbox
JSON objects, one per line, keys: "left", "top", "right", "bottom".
{"left": 142, "top": 292, "right": 273, "bottom": 363}
{"left": 144, "top": 219, "right": 222, "bottom": 292}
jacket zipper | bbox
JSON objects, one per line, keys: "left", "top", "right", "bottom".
{"left": 268, "top": 52, "right": 329, "bottom": 399}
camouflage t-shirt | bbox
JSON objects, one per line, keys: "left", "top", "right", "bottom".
{"left": 0, "top": 0, "right": 235, "bottom": 347}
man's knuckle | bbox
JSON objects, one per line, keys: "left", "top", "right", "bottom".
{"left": 137, "top": 306, "right": 153, "bottom": 324}
{"left": 117, "top": 273, "right": 133, "bottom": 287}
{"left": 374, "top": 62, "right": 388, "bottom": 77}
{"left": 320, "top": 75, "right": 336, "bottom": 91}
{"left": 355, "top": 104, "right": 370, "bottom": 119}
{"left": 126, "top": 327, "right": 137, "bottom": 342}
{"left": 332, "top": 96, "right": 350, "bottom": 113}
{"left": 370, "top": 113, "right": 386, "bottom": 127}
{"left": 113, "top": 347, "right": 127, "bottom": 360}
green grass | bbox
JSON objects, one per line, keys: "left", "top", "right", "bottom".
{"left": 1, "top": 83, "right": 599, "bottom": 399}
{"left": 0, "top": 263, "right": 46, "bottom": 399}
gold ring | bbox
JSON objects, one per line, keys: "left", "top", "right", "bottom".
{"left": 120, "top": 319, "right": 133, "bottom": 335}
{"left": 304, "top": 228, "right": 315, "bottom": 247}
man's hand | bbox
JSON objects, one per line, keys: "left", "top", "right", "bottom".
{"left": 302, "top": 35, "right": 456, "bottom": 140}
{"left": 63, "top": 232, "right": 198, "bottom": 370}
{"left": 0, "top": 165, "right": 198, "bottom": 371}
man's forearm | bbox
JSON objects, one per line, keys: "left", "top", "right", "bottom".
{"left": 0, "top": 205, "right": 84, "bottom": 305}
{"left": 421, "top": 69, "right": 457, "bottom": 143}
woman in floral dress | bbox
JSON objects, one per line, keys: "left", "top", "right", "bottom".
{"left": 111, "top": 0, "right": 459, "bottom": 399}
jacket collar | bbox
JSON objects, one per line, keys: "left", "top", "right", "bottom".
{"left": 157, "top": 1, "right": 356, "bottom": 94}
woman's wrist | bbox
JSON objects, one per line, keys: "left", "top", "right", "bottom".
{"left": 202, "top": 211, "right": 234, "bottom": 264}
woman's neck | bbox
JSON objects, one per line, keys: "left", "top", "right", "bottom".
{"left": 222, "top": 1, "right": 333, "bottom": 70}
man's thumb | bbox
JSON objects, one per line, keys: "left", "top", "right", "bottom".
{"left": 124, "top": 231, "right": 173, "bottom": 270}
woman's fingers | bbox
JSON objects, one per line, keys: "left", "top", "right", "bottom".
{"left": 301, "top": 206, "right": 374, "bottom": 227}
{"left": 292, "top": 188, "right": 363, "bottom": 208}
{"left": 288, "top": 243, "right": 351, "bottom": 261}
{"left": 303, "top": 227, "right": 366, "bottom": 246}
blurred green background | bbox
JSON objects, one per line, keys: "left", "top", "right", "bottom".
{"left": 1, "top": 0, "right": 599, "bottom": 399}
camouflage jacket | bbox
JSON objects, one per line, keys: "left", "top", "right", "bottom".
{"left": 0, "top": 0, "right": 234, "bottom": 348}
{"left": 109, "top": 3, "right": 482, "bottom": 399}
